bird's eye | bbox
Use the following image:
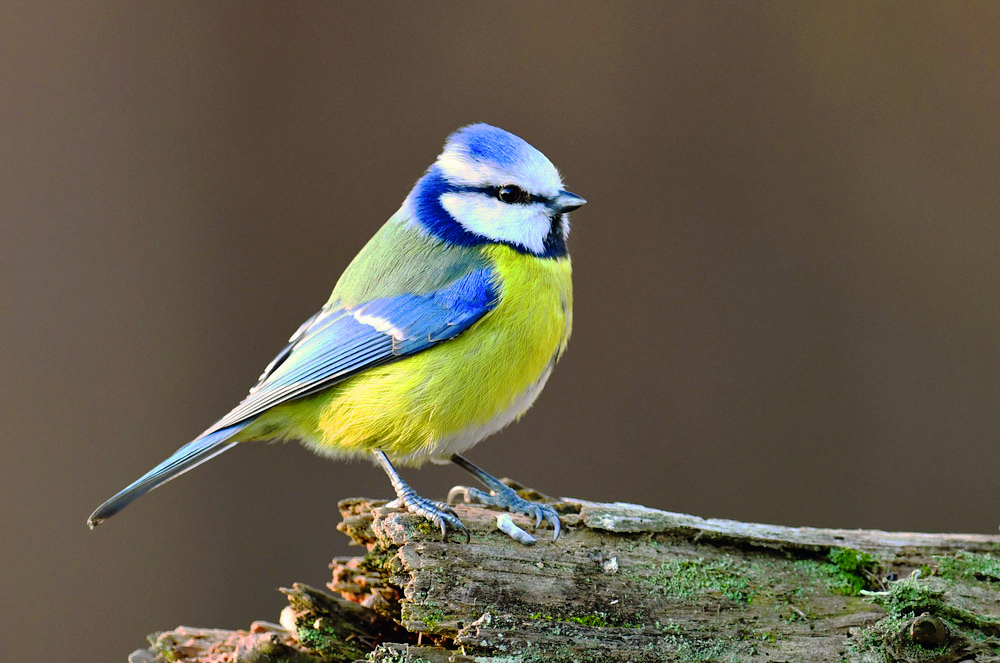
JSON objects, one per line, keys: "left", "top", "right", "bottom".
{"left": 497, "top": 185, "right": 526, "bottom": 204}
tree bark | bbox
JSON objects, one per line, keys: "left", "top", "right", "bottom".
{"left": 128, "top": 490, "right": 1000, "bottom": 663}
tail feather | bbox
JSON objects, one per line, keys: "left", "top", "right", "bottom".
{"left": 87, "top": 421, "right": 251, "bottom": 529}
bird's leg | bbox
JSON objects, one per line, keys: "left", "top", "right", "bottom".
{"left": 372, "top": 449, "right": 469, "bottom": 542}
{"left": 447, "top": 453, "right": 561, "bottom": 541}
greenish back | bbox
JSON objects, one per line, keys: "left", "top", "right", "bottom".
{"left": 329, "top": 209, "right": 491, "bottom": 308}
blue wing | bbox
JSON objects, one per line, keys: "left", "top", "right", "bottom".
{"left": 205, "top": 266, "right": 499, "bottom": 434}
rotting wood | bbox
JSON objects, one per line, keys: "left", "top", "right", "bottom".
{"left": 127, "top": 488, "right": 1000, "bottom": 663}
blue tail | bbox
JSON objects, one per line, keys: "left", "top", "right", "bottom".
{"left": 87, "top": 421, "right": 252, "bottom": 528}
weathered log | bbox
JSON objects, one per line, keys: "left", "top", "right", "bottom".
{"left": 128, "top": 488, "right": 1000, "bottom": 663}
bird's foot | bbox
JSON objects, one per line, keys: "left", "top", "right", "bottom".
{"left": 384, "top": 494, "right": 470, "bottom": 543}
{"left": 374, "top": 449, "right": 469, "bottom": 542}
{"left": 448, "top": 454, "right": 561, "bottom": 543}
{"left": 447, "top": 484, "right": 560, "bottom": 544}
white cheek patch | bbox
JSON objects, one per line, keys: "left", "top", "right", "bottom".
{"left": 440, "top": 192, "right": 551, "bottom": 254}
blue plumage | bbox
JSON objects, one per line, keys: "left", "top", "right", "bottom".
{"left": 449, "top": 124, "right": 524, "bottom": 166}
{"left": 354, "top": 267, "right": 499, "bottom": 349}
{"left": 410, "top": 167, "right": 488, "bottom": 248}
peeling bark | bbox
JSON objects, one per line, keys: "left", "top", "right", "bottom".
{"left": 128, "top": 491, "right": 1000, "bottom": 663}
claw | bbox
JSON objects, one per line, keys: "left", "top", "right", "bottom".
{"left": 430, "top": 500, "right": 470, "bottom": 542}
{"left": 449, "top": 454, "right": 563, "bottom": 544}
{"left": 374, "top": 450, "right": 471, "bottom": 543}
{"left": 548, "top": 511, "right": 562, "bottom": 541}
{"left": 390, "top": 493, "right": 470, "bottom": 542}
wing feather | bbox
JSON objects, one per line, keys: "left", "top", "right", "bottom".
{"left": 205, "top": 267, "right": 498, "bottom": 434}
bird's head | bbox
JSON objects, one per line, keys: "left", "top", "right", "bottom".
{"left": 406, "top": 124, "right": 585, "bottom": 258}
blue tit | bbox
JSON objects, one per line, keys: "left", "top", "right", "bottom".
{"left": 88, "top": 123, "right": 585, "bottom": 542}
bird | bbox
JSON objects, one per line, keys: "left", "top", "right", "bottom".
{"left": 87, "top": 123, "right": 585, "bottom": 543}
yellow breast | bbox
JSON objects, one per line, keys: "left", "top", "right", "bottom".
{"left": 284, "top": 245, "right": 572, "bottom": 464}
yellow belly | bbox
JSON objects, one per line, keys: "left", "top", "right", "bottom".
{"left": 249, "top": 245, "right": 572, "bottom": 465}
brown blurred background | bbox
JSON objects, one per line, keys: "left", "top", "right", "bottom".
{"left": 2, "top": 1, "right": 999, "bottom": 660}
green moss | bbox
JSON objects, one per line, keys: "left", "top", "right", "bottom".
{"left": 865, "top": 576, "right": 944, "bottom": 616}
{"left": 866, "top": 575, "right": 1000, "bottom": 634}
{"left": 148, "top": 634, "right": 179, "bottom": 663}
{"left": 362, "top": 544, "right": 398, "bottom": 573}
{"left": 659, "top": 632, "right": 746, "bottom": 662}
{"left": 527, "top": 610, "right": 641, "bottom": 629}
{"left": 295, "top": 620, "right": 355, "bottom": 660}
{"left": 413, "top": 520, "right": 439, "bottom": 537}
{"left": 794, "top": 547, "right": 878, "bottom": 596}
{"left": 400, "top": 601, "right": 452, "bottom": 634}
{"left": 566, "top": 614, "right": 606, "bottom": 627}
{"left": 853, "top": 574, "right": 1000, "bottom": 662}
{"left": 936, "top": 551, "right": 1000, "bottom": 583}
{"left": 851, "top": 610, "right": 952, "bottom": 662}
{"left": 421, "top": 607, "right": 444, "bottom": 629}
{"left": 647, "top": 557, "right": 753, "bottom": 603}
{"left": 367, "top": 645, "right": 434, "bottom": 663}
{"left": 826, "top": 548, "right": 877, "bottom": 594}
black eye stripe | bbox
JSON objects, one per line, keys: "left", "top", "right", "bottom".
{"left": 446, "top": 184, "right": 547, "bottom": 205}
